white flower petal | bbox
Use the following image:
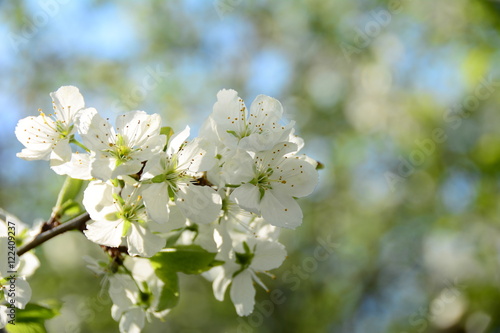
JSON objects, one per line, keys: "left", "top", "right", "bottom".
{"left": 176, "top": 185, "right": 222, "bottom": 224}
{"left": 15, "top": 115, "right": 59, "bottom": 161}
{"left": 230, "top": 184, "right": 261, "bottom": 214}
{"left": 49, "top": 139, "right": 72, "bottom": 165}
{"left": 17, "top": 252, "right": 40, "bottom": 277}
{"left": 177, "top": 137, "right": 215, "bottom": 172}
{"left": 149, "top": 203, "right": 187, "bottom": 232}
{"left": 82, "top": 181, "right": 116, "bottom": 220}
{"left": 50, "top": 152, "right": 92, "bottom": 180}
{"left": 273, "top": 156, "right": 318, "bottom": 198}
{"left": 90, "top": 154, "right": 115, "bottom": 180}
{"left": 108, "top": 274, "right": 138, "bottom": 309}
{"left": 115, "top": 111, "right": 162, "bottom": 148}
{"left": 212, "top": 89, "right": 247, "bottom": 140}
{"left": 0, "top": 305, "right": 8, "bottom": 328}
{"left": 251, "top": 240, "right": 287, "bottom": 271}
{"left": 260, "top": 190, "right": 303, "bottom": 229}
{"left": 111, "top": 304, "right": 123, "bottom": 322}
{"left": 141, "top": 183, "right": 170, "bottom": 225}
{"left": 84, "top": 220, "right": 123, "bottom": 247}
{"left": 4, "top": 277, "right": 32, "bottom": 309}
{"left": 111, "top": 160, "right": 143, "bottom": 179}
{"left": 78, "top": 108, "right": 114, "bottom": 152}
{"left": 127, "top": 223, "right": 164, "bottom": 257}
{"left": 249, "top": 94, "right": 283, "bottom": 128}
{"left": 221, "top": 150, "right": 255, "bottom": 184}
{"left": 140, "top": 153, "right": 166, "bottom": 180}
{"left": 119, "top": 307, "right": 146, "bottom": 333}
{"left": 50, "top": 86, "right": 85, "bottom": 122}
{"left": 167, "top": 126, "right": 190, "bottom": 156}
{"left": 230, "top": 270, "right": 256, "bottom": 316}
{"left": 212, "top": 266, "right": 232, "bottom": 302}
{"left": 254, "top": 142, "right": 298, "bottom": 169}
{"left": 16, "top": 147, "right": 51, "bottom": 161}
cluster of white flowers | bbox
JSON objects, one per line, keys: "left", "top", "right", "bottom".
{"left": 15, "top": 86, "right": 319, "bottom": 331}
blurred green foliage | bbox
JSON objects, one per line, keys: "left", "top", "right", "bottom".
{"left": 1, "top": 0, "right": 500, "bottom": 332}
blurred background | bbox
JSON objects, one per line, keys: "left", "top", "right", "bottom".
{"left": 1, "top": 0, "right": 500, "bottom": 332}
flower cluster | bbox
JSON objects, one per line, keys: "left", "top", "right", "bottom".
{"left": 15, "top": 86, "right": 319, "bottom": 331}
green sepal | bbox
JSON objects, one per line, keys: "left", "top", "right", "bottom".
{"left": 160, "top": 126, "right": 174, "bottom": 141}
{"left": 167, "top": 186, "right": 176, "bottom": 201}
{"left": 226, "top": 130, "right": 239, "bottom": 138}
{"left": 161, "top": 127, "right": 174, "bottom": 151}
{"left": 259, "top": 187, "right": 266, "bottom": 200}
{"left": 112, "top": 193, "right": 126, "bottom": 206}
{"left": 151, "top": 174, "right": 167, "bottom": 183}
{"left": 122, "top": 220, "right": 131, "bottom": 237}
{"left": 105, "top": 212, "right": 118, "bottom": 221}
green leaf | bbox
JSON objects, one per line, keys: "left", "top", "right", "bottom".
{"left": 15, "top": 303, "right": 59, "bottom": 322}
{"left": 149, "top": 245, "right": 222, "bottom": 311}
{"left": 150, "top": 245, "right": 219, "bottom": 275}
{"left": 59, "top": 200, "right": 82, "bottom": 219}
{"left": 152, "top": 269, "right": 179, "bottom": 311}
{"left": 6, "top": 321, "right": 46, "bottom": 333}
{"left": 164, "top": 229, "right": 186, "bottom": 247}
{"left": 52, "top": 177, "right": 84, "bottom": 218}
{"left": 55, "top": 177, "right": 84, "bottom": 208}
{"left": 5, "top": 303, "right": 60, "bottom": 333}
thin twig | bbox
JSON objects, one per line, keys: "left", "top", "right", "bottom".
{"left": 18, "top": 212, "right": 90, "bottom": 256}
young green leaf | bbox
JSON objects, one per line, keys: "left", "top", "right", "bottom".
{"left": 151, "top": 269, "right": 179, "bottom": 312}
{"left": 150, "top": 245, "right": 219, "bottom": 275}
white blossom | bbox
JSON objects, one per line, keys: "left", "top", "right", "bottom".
{"left": 211, "top": 238, "right": 287, "bottom": 316}
{"left": 201, "top": 89, "right": 294, "bottom": 152}
{"left": 79, "top": 109, "right": 166, "bottom": 180}
{"left": 15, "top": 86, "right": 85, "bottom": 169}
{"left": 229, "top": 142, "right": 319, "bottom": 228}
{"left": 141, "top": 126, "right": 222, "bottom": 225}
{"left": 83, "top": 181, "right": 165, "bottom": 257}
{"left": 108, "top": 258, "right": 169, "bottom": 333}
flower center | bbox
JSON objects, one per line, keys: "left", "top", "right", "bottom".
{"left": 104, "top": 134, "right": 140, "bottom": 166}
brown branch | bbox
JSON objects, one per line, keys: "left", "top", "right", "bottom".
{"left": 18, "top": 212, "right": 91, "bottom": 256}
